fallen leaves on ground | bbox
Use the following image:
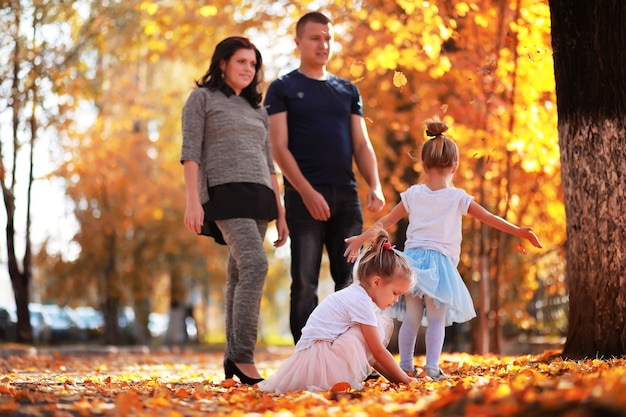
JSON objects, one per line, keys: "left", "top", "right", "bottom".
{"left": 1, "top": 346, "right": 626, "bottom": 416}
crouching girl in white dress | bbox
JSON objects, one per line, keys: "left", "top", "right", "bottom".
{"left": 258, "top": 229, "right": 416, "bottom": 394}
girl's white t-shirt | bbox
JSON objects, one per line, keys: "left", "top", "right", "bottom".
{"left": 296, "top": 283, "right": 378, "bottom": 352}
{"left": 401, "top": 184, "right": 474, "bottom": 266}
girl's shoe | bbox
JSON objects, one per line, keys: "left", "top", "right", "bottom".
{"left": 423, "top": 365, "right": 450, "bottom": 381}
{"left": 365, "top": 370, "right": 381, "bottom": 380}
{"left": 223, "top": 358, "right": 264, "bottom": 385}
{"left": 401, "top": 366, "right": 420, "bottom": 378}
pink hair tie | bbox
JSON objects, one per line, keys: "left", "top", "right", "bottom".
{"left": 382, "top": 242, "right": 395, "bottom": 251}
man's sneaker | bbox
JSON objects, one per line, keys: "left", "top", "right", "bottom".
{"left": 423, "top": 365, "right": 450, "bottom": 381}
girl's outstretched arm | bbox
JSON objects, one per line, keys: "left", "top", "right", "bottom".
{"left": 467, "top": 201, "right": 542, "bottom": 248}
{"left": 344, "top": 202, "right": 408, "bottom": 261}
{"left": 360, "top": 324, "right": 414, "bottom": 384}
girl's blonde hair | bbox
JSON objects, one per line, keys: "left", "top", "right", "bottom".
{"left": 355, "top": 227, "right": 413, "bottom": 286}
{"left": 421, "top": 115, "right": 459, "bottom": 170}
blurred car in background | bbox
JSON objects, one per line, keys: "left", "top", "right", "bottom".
{"left": 149, "top": 310, "right": 198, "bottom": 343}
{"left": 29, "top": 308, "right": 53, "bottom": 344}
{"left": 2, "top": 304, "right": 108, "bottom": 344}
{"left": 0, "top": 305, "right": 53, "bottom": 344}
{"left": 3, "top": 304, "right": 199, "bottom": 345}
{"left": 30, "top": 303, "right": 83, "bottom": 344}
{"left": 0, "top": 307, "right": 17, "bottom": 341}
{"left": 148, "top": 312, "right": 169, "bottom": 339}
{"left": 67, "top": 306, "right": 104, "bottom": 341}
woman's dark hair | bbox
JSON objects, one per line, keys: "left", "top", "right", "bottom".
{"left": 195, "top": 36, "right": 263, "bottom": 108}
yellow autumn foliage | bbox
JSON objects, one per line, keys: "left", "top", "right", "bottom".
{"left": 16, "top": 0, "right": 563, "bottom": 347}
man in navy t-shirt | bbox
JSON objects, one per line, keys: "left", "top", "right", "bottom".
{"left": 265, "top": 11, "right": 385, "bottom": 343}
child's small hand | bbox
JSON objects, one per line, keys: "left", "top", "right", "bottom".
{"left": 521, "top": 227, "right": 542, "bottom": 248}
{"left": 343, "top": 236, "right": 362, "bottom": 263}
{"left": 400, "top": 375, "right": 419, "bottom": 385}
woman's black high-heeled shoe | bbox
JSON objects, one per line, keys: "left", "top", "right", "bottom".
{"left": 223, "top": 358, "right": 264, "bottom": 385}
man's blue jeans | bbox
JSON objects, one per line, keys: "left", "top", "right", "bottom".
{"left": 284, "top": 185, "right": 364, "bottom": 343}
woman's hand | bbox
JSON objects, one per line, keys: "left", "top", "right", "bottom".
{"left": 273, "top": 214, "right": 289, "bottom": 248}
{"left": 184, "top": 201, "right": 204, "bottom": 234}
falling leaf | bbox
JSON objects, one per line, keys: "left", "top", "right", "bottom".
{"left": 350, "top": 61, "right": 365, "bottom": 79}
{"left": 505, "top": 32, "right": 515, "bottom": 45}
{"left": 516, "top": 244, "right": 527, "bottom": 254}
{"left": 393, "top": 71, "right": 408, "bottom": 88}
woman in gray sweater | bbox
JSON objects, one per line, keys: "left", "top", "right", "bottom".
{"left": 181, "top": 37, "right": 288, "bottom": 384}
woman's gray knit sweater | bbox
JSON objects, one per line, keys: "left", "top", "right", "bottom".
{"left": 181, "top": 88, "right": 274, "bottom": 204}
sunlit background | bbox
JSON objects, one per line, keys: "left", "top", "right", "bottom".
{"left": 0, "top": 0, "right": 564, "bottom": 354}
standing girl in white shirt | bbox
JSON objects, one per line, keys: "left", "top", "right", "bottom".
{"left": 258, "top": 230, "right": 416, "bottom": 393}
{"left": 344, "top": 116, "right": 542, "bottom": 380}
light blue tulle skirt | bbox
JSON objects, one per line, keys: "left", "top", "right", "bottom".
{"left": 384, "top": 248, "right": 476, "bottom": 326}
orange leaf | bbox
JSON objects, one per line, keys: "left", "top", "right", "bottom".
{"left": 221, "top": 378, "right": 237, "bottom": 388}
{"left": 174, "top": 388, "right": 189, "bottom": 398}
{"left": 115, "top": 391, "right": 140, "bottom": 415}
{"left": 0, "top": 383, "right": 14, "bottom": 395}
{"left": 0, "top": 401, "right": 19, "bottom": 413}
{"left": 516, "top": 244, "right": 527, "bottom": 254}
{"left": 330, "top": 381, "right": 351, "bottom": 392}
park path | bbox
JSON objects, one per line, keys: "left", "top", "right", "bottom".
{"left": 1, "top": 344, "right": 626, "bottom": 416}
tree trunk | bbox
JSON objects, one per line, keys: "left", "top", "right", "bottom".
{"left": 473, "top": 157, "right": 490, "bottom": 354}
{"left": 6, "top": 187, "right": 32, "bottom": 343}
{"left": 3, "top": 2, "right": 33, "bottom": 343}
{"left": 549, "top": 0, "right": 626, "bottom": 357}
{"left": 103, "top": 295, "right": 122, "bottom": 345}
{"left": 103, "top": 232, "right": 122, "bottom": 345}
{"left": 165, "top": 266, "right": 188, "bottom": 345}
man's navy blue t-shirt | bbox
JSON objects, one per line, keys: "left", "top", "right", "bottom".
{"left": 264, "top": 70, "right": 363, "bottom": 188}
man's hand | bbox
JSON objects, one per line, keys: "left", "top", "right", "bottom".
{"left": 366, "top": 187, "right": 385, "bottom": 213}
{"left": 301, "top": 188, "right": 331, "bottom": 221}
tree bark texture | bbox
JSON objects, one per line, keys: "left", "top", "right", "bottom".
{"left": 549, "top": 0, "right": 626, "bottom": 357}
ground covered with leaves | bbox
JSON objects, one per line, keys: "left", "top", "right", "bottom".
{"left": 1, "top": 345, "right": 626, "bottom": 416}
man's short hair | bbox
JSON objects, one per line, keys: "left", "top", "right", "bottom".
{"left": 296, "top": 12, "right": 331, "bottom": 38}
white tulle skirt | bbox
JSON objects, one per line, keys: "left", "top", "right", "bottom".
{"left": 258, "top": 315, "right": 393, "bottom": 394}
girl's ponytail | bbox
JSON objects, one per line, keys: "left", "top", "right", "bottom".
{"left": 421, "top": 116, "right": 458, "bottom": 170}
{"left": 355, "top": 227, "right": 413, "bottom": 285}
